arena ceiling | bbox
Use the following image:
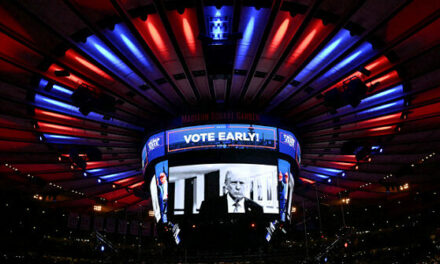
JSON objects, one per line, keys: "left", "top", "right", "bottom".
{"left": 0, "top": 0, "right": 439, "bottom": 213}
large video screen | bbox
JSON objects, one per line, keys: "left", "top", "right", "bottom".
{"left": 168, "top": 163, "right": 279, "bottom": 216}
{"left": 167, "top": 124, "right": 277, "bottom": 154}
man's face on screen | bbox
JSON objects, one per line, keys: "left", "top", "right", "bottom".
{"left": 226, "top": 172, "right": 246, "bottom": 201}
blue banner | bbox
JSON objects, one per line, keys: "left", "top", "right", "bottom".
{"left": 167, "top": 124, "right": 277, "bottom": 153}
{"left": 278, "top": 159, "right": 291, "bottom": 222}
{"left": 146, "top": 132, "right": 165, "bottom": 163}
{"left": 279, "top": 129, "right": 297, "bottom": 161}
{"left": 155, "top": 160, "right": 168, "bottom": 223}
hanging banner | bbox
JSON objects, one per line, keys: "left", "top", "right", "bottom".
{"left": 167, "top": 124, "right": 277, "bottom": 153}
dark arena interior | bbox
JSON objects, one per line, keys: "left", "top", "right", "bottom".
{"left": 1, "top": 0, "right": 440, "bottom": 263}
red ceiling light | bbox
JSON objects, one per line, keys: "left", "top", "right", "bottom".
{"left": 267, "top": 17, "right": 290, "bottom": 56}
{"left": 182, "top": 17, "right": 196, "bottom": 55}
{"left": 299, "top": 177, "right": 316, "bottom": 184}
{"left": 286, "top": 19, "right": 327, "bottom": 65}
{"left": 34, "top": 109, "right": 76, "bottom": 121}
{"left": 128, "top": 181, "right": 143, "bottom": 189}
{"left": 65, "top": 50, "right": 113, "bottom": 81}
{"left": 287, "top": 29, "right": 317, "bottom": 64}
{"left": 146, "top": 20, "right": 166, "bottom": 53}
{"left": 368, "top": 125, "right": 395, "bottom": 132}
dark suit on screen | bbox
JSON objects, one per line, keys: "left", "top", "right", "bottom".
{"left": 198, "top": 194, "right": 265, "bottom": 249}
{"left": 199, "top": 194, "right": 263, "bottom": 222}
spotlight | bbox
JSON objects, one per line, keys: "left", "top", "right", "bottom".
{"left": 97, "top": 179, "right": 102, "bottom": 183}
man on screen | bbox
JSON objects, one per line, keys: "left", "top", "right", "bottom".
{"left": 198, "top": 170, "right": 265, "bottom": 249}
{"left": 199, "top": 170, "right": 263, "bottom": 221}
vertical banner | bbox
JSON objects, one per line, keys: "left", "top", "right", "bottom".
{"left": 155, "top": 160, "right": 169, "bottom": 223}
{"left": 278, "top": 159, "right": 290, "bottom": 222}
{"left": 150, "top": 177, "right": 161, "bottom": 222}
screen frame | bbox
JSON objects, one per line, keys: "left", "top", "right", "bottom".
{"left": 141, "top": 124, "right": 301, "bottom": 172}
{"left": 145, "top": 148, "right": 299, "bottom": 224}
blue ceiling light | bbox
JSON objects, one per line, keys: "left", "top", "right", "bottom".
{"left": 120, "top": 33, "right": 143, "bottom": 59}
{"left": 361, "top": 85, "right": 403, "bottom": 104}
{"left": 235, "top": 12, "right": 255, "bottom": 65}
{"left": 34, "top": 94, "right": 144, "bottom": 131}
{"left": 92, "top": 41, "right": 120, "bottom": 64}
{"left": 105, "top": 23, "right": 155, "bottom": 74}
{"left": 302, "top": 166, "right": 342, "bottom": 177}
{"left": 358, "top": 99, "right": 404, "bottom": 115}
{"left": 35, "top": 94, "right": 78, "bottom": 112}
{"left": 86, "top": 168, "right": 105, "bottom": 174}
{"left": 242, "top": 13, "right": 255, "bottom": 44}
{"left": 311, "top": 42, "right": 376, "bottom": 89}
{"left": 79, "top": 35, "right": 144, "bottom": 88}
{"left": 313, "top": 173, "right": 330, "bottom": 179}
{"left": 99, "top": 170, "right": 139, "bottom": 181}
{"left": 234, "top": 6, "right": 270, "bottom": 70}
{"left": 38, "top": 78, "right": 49, "bottom": 89}
{"left": 43, "top": 133, "right": 84, "bottom": 144}
{"left": 293, "top": 29, "right": 359, "bottom": 85}
{"left": 317, "top": 167, "right": 343, "bottom": 175}
{"left": 52, "top": 84, "right": 73, "bottom": 97}
{"left": 371, "top": 145, "right": 384, "bottom": 155}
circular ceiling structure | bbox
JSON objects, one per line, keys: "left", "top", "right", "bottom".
{"left": 0, "top": 0, "right": 439, "bottom": 218}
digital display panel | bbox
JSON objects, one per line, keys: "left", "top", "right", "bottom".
{"left": 167, "top": 124, "right": 277, "bottom": 153}
{"left": 146, "top": 132, "right": 165, "bottom": 163}
{"left": 154, "top": 160, "right": 168, "bottom": 223}
{"left": 278, "top": 159, "right": 294, "bottom": 222}
{"left": 279, "top": 128, "right": 297, "bottom": 161}
{"left": 168, "top": 163, "right": 279, "bottom": 217}
{"left": 150, "top": 176, "right": 161, "bottom": 223}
